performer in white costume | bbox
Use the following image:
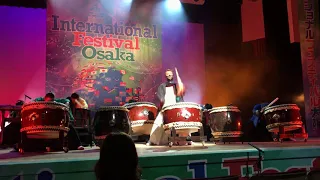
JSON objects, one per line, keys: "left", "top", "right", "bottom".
{"left": 149, "top": 69, "right": 185, "bottom": 145}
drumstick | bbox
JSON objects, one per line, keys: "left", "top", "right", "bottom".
{"left": 175, "top": 68, "right": 183, "bottom": 84}
{"left": 267, "top": 97, "right": 279, "bottom": 108}
{"left": 261, "top": 97, "right": 279, "bottom": 112}
{"left": 175, "top": 67, "right": 184, "bottom": 95}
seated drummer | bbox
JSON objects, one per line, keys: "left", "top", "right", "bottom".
{"left": 203, "top": 103, "right": 213, "bottom": 141}
{"left": 2, "top": 100, "right": 24, "bottom": 146}
{"left": 67, "top": 93, "right": 89, "bottom": 126}
{"left": 10, "top": 100, "right": 24, "bottom": 118}
{"left": 35, "top": 93, "right": 74, "bottom": 120}
{"left": 34, "top": 92, "right": 84, "bottom": 150}
{"left": 250, "top": 103, "right": 272, "bottom": 142}
{"left": 70, "top": 93, "right": 88, "bottom": 109}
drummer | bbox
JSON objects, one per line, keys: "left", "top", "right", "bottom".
{"left": 203, "top": 103, "right": 213, "bottom": 141}
{"left": 149, "top": 69, "right": 185, "bottom": 145}
{"left": 69, "top": 93, "right": 88, "bottom": 109}
{"left": 250, "top": 102, "right": 272, "bottom": 142}
{"left": 34, "top": 92, "right": 84, "bottom": 150}
{"left": 157, "top": 69, "right": 184, "bottom": 108}
{"left": 250, "top": 103, "right": 269, "bottom": 127}
{"left": 35, "top": 93, "right": 74, "bottom": 119}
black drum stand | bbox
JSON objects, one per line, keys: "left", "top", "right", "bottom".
{"left": 17, "top": 130, "right": 69, "bottom": 154}
{"left": 212, "top": 137, "right": 244, "bottom": 144}
{"left": 210, "top": 131, "right": 244, "bottom": 144}
{"left": 168, "top": 126, "right": 205, "bottom": 147}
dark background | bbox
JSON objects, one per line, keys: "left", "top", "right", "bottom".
{"left": 1, "top": 0, "right": 304, "bottom": 140}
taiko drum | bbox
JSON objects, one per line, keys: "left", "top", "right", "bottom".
{"left": 123, "top": 102, "right": 157, "bottom": 135}
{"left": 20, "top": 101, "right": 70, "bottom": 139}
{"left": 162, "top": 102, "right": 202, "bottom": 136}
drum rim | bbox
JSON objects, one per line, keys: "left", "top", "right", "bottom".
{"left": 123, "top": 102, "right": 157, "bottom": 108}
{"left": 99, "top": 106, "right": 129, "bottom": 111}
{"left": 209, "top": 106, "right": 240, "bottom": 113}
{"left": 162, "top": 102, "right": 201, "bottom": 111}
{"left": 266, "top": 121, "right": 303, "bottom": 131}
{"left": 264, "top": 104, "right": 299, "bottom": 114}
{"left": 22, "top": 101, "right": 69, "bottom": 109}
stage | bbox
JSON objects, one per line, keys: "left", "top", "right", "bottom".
{"left": 1, "top": 140, "right": 320, "bottom": 180}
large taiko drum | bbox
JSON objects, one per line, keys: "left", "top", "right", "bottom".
{"left": 208, "top": 106, "right": 243, "bottom": 139}
{"left": 123, "top": 102, "right": 157, "bottom": 135}
{"left": 263, "top": 104, "right": 303, "bottom": 133}
{"left": 162, "top": 102, "right": 202, "bottom": 136}
{"left": 93, "top": 106, "right": 131, "bottom": 141}
{"left": 20, "top": 102, "right": 70, "bottom": 139}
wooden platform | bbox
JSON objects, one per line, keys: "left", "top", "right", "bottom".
{"left": 1, "top": 140, "right": 320, "bottom": 164}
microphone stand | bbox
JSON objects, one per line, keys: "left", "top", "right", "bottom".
{"left": 248, "top": 142, "right": 264, "bottom": 174}
{"left": 24, "top": 94, "right": 32, "bottom": 102}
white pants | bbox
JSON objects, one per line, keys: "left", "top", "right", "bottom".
{"left": 149, "top": 112, "right": 169, "bottom": 145}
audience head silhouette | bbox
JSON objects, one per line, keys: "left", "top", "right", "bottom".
{"left": 95, "top": 132, "right": 140, "bottom": 180}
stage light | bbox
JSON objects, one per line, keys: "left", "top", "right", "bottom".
{"left": 123, "top": 0, "right": 133, "bottom": 4}
{"left": 165, "top": 0, "right": 183, "bottom": 12}
{"left": 180, "top": 0, "right": 205, "bottom": 5}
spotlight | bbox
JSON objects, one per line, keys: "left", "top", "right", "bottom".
{"left": 165, "top": 0, "right": 182, "bottom": 12}
{"left": 180, "top": 0, "right": 205, "bottom": 5}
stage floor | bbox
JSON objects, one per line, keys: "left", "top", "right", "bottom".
{"left": 1, "top": 140, "right": 320, "bottom": 179}
{"left": 1, "top": 140, "right": 320, "bottom": 164}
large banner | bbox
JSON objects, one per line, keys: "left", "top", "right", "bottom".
{"left": 46, "top": 0, "right": 162, "bottom": 107}
{"left": 299, "top": 0, "right": 320, "bottom": 136}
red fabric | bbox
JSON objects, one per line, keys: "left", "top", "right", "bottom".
{"left": 241, "top": 0, "right": 265, "bottom": 42}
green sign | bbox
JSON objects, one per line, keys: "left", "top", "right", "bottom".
{"left": 1, "top": 146, "right": 320, "bottom": 180}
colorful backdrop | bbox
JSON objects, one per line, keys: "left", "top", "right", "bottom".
{"left": 298, "top": 0, "right": 320, "bottom": 136}
{"left": 46, "top": 0, "right": 205, "bottom": 107}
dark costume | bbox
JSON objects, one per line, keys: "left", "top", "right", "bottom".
{"left": 250, "top": 103, "right": 269, "bottom": 127}
{"left": 2, "top": 101, "right": 24, "bottom": 146}
{"left": 203, "top": 104, "right": 214, "bottom": 141}
{"left": 250, "top": 103, "right": 272, "bottom": 141}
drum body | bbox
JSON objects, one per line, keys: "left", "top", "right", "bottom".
{"left": 162, "top": 102, "right": 202, "bottom": 136}
{"left": 123, "top": 102, "right": 157, "bottom": 135}
{"left": 21, "top": 102, "right": 70, "bottom": 139}
{"left": 263, "top": 104, "right": 302, "bottom": 133}
{"left": 93, "top": 106, "right": 130, "bottom": 141}
{"left": 208, "top": 106, "right": 243, "bottom": 138}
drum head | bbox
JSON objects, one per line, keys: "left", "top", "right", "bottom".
{"left": 209, "top": 106, "right": 240, "bottom": 114}
{"left": 123, "top": 102, "right": 157, "bottom": 109}
{"left": 263, "top": 104, "right": 299, "bottom": 114}
{"left": 99, "top": 106, "right": 129, "bottom": 112}
{"left": 22, "top": 101, "right": 69, "bottom": 112}
{"left": 162, "top": 102, "right": 201, "bottom": 112}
